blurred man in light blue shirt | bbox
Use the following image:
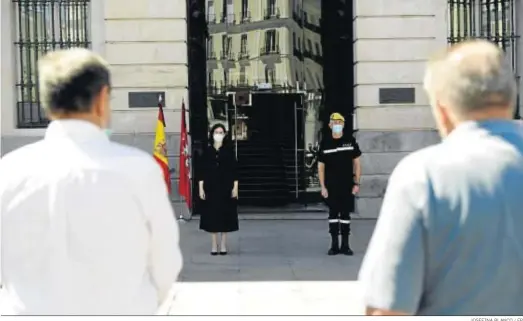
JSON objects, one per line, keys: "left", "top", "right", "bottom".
{"left": 359, "top": 40, "right": 523, "bottom": 315}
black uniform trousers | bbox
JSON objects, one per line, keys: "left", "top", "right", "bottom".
{"left": 326, "top": 185, "right": 354, "bottom": 236}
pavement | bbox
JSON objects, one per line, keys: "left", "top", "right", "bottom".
{"left": 166, "top": 219, "right": 376, "bottom": 315}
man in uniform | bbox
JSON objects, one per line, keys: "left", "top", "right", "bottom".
{"left": 318, "top": 113, "right": 362, "bottom": 255}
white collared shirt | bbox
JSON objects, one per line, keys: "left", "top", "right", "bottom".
{"left": 0, "top": 120, "right": 182, "bottom": 315}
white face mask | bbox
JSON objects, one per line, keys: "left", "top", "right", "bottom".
{"left": 213, "top": 133, "right": 224, "bottom": 143}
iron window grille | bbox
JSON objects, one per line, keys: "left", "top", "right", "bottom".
{"left": 13, "top": 0, "right": 91, "bottom": 128}
{"left": 448, "top": 0, "right": 520, "bottom": 118}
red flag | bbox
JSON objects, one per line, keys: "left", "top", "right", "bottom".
{"left": 179, "top": 99, "right": 191, "bottom": 209}
{"left": 153, "top": 100, "right": 171, "bottom": 193}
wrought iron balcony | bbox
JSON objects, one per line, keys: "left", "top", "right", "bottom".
{"left": 264, "top": 7, "right": 280, "bottom": 20}
{"left": 220, "top": 13, "right": 236, "bottom": 24}
{"left": 260, "top": 45, "right": 280, "bottom": 56}
{"left": 240, "top": 11, "right": 251, "bottom": 23}
{"left": 220, "top": 51, "right": 235, "bottom": 61}
{"left": 238, "top": 51, "right": 250, "bottom": 60}
{"left": 207, "top": 14, "right": 217, "bottom": 24}
{"left": 207, "top": 51, "right": 217, "bottom": 60}
{"left": 235, "top": 79, "right": 251, "bottom": 87}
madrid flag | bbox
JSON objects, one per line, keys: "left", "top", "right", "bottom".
{"left": 179, "top": 99, "right": 191, "bottom": 209}
{"left": 153, "top": 100, "right": 171, "bottom": 193}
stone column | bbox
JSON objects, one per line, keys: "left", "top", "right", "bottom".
{"left": 353, "top": 0, "right": 447, "bottom": 218}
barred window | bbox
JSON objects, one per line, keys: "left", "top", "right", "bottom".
{"left": 13, "top": 0, "right": 91, "bottom": 128}
{"left": 447, "top": 0, "right": 519, "bottom": 118}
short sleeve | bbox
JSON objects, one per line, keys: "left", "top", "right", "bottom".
{"left": 352, "top": 138, "right": 362, "bottom": 158}
{"left": 358, "top": 155, "right": 428, "bottom": 314}
{"left": 317, "top": 140, "right": 326, "bottom": 163}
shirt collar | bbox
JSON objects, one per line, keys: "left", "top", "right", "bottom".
{"left": 446, "top": 119, "right": 521, "bottom": 141}
{"left": 45, "top": 119, "right": 108, "bottom": 143}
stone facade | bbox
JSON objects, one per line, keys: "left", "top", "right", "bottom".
{"left": 353, "top": 0, "right": 447, "bottom": 218}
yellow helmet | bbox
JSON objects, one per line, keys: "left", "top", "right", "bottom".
{"left": 330, "top": 112, "right": 345, "bottom": 122}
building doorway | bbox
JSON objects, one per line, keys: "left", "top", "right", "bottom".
{"left": 189, "top": 0, "right": 354, "bottom": 214}
{"left": 226, "top": 93, "right": 306, "bottom": 210}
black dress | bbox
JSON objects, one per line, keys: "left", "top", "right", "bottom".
{"left": 199, "top": 145, "right": 239, "bottom": 233}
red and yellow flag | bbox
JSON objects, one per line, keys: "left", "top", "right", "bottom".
{"left": 153, "top": 100, "right": 171, "bottom": 193}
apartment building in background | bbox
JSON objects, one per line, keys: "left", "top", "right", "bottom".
{"left": 205, "top": 0, "right": 322, "bottom": 93}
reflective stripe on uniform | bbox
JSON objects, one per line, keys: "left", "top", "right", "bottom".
{"left": 339, "top": 220, "right": 351, "bottom": 224}
{"left": 328, "top": 219, "right": 339, "bottom": 223}
{"left": 323, "top": 146, "right": 354, "bottom": 154}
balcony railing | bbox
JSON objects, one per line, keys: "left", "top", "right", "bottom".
{"left": 220, "top": 51, "right": 235, "bottom": 61}
{"left": 207, "top": 51, "right": 217, "bottom": 60}
{"left": 236, "top": 79, "right": 251, "bottom": 87}
{"left": 240, "top": 11, "right": 251, "bottom": 23}
{"left": 260, "top": 45, "right": 280, "bottom": 56}
{"left": 220, "top": 13, "right": 235, "bottom": 24}
{"left": 264, "top": 7, "right": 280, "bottom": 20}
{"left": 207, "top": 14, "right": 217, "bottom": 24}
{"left": 238, "top": 51, "right": 250, "bottom": 60}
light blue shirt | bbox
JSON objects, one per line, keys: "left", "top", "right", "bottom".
{"left": 359, "top": 120, "right": 523, "bottom": 315}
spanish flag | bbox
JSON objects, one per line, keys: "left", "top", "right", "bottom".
{"left": 153, "top": 100, "right": 172, "bottom": 193}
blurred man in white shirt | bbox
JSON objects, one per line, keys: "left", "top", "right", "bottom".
{"left": 0, "top": 48, "right": 182, "bottom": 315}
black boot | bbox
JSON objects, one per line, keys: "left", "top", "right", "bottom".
{"left": 340, "top": 233, "right": 353, "bottom": 256}
{"left": 328, "top": 234, "right": 339, "bottom": 255}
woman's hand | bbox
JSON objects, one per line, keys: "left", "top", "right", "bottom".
{"left": 199, "top": 185, "right": 206, "bottom": 200}
{"left": 231, "top": 185, "right": 238, "bottom": 199}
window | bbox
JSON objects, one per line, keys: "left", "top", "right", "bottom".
{"left": 307, "top": 39, "right": 313, "bottom": 52}
{"left": 315, "top": 43, "right": 321, "bottom": 56}
{"left": 207, "top": 35, "right": 214, "bottom": 57}
{"left": 293, "top": 33, "right": 296, "bottom": 49}
{"left": 221, "top": 35, "right": 232, "bottom": 57}
{"left": 447, "top": 0, "right": 519, "bottom": 118}
{"left": 226, "top": 0, "right": 234, "bottom": 24}
{"left": 241, "top": 0, "right": 249, "bottom": 21}
{"left": 221, "top": 0, "right": 226, "bottom": 22}
{"left": 208, "top": 71, "right": 214, "bottom": 85}
{"left": 239, "top": 66, "right": 247, "bottom": 85}
{"left": 240, "top": 34, "right": 248, "bottom": 53}
{"left": 226, "top": 36, "right": 232, "bottom": 55}
{"left": 268, "top": 0, "right": 276, "bottom": 14}
{"left": 265, "top": 66, "right": 276, "bottom": 83}
{"left": 264, "top": 29, "right": 278, "bottom": 53}
{"left": 207, "top": 0, "right": 215, "bottom": 23}
{"left": 224, "top": 69, "right": 230, "bottom": 85}
{"left": 13, "top": 0, "right": 91, "bottom": 128}
{"left": 222, "top": 34, "right": 227, "bottom": 55}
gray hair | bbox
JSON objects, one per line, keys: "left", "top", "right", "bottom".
{"left": 38, "top": 48, "right": 111, "bottom": 114}
{"left": 423, "top": 40, "right": 517, "bottom": 116}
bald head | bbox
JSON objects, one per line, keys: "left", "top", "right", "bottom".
{"left": 424, "top": 40, "right": 516, "bottom": 117}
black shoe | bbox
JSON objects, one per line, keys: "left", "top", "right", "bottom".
{"left": 327, "top": 247, "right": 339, "bottom": 255}
{"left": 219, "top": 251, "right": 228, "bottom": 256}
{"left": 211, "top": 251, "right": 218, "bottom": 256}
{"left": 340, "top": 246, "right": 354, "bottom": 256}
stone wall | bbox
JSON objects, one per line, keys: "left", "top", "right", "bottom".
{"left": 353, "top": 0, "right": 447, "bottom": 218}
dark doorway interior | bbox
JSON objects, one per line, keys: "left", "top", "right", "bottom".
{"left": 228, "top": 93, "right": 305, "bottom": 208}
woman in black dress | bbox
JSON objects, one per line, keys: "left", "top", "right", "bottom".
{"left": 198, "top": 123, "right": 239, "bottom": 255}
